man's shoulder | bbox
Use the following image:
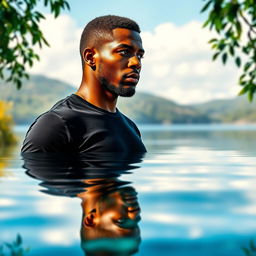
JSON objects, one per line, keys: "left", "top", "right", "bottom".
{"left": 118, "top": 110, "right": 141, "bottom": 136}
{"left": 118, "top": 109, "right": 136, "bottom": 125}
{"left": 50, "top": 95, "right": 73, "bottom": 111}
{"left": 47, "top": 94, "right": 84, "bottom": 121}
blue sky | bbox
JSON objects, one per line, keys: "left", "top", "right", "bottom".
{"left": 62, "top": 0, "right": 207, "bottom": 30}
{"left": 32, "top": 0, "right": 239, "bottom": 104}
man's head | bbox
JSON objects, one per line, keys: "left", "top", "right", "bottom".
{"left": 80, "top": 186, "right": 141, "bottom": 255}
{"left": 80, "top": 15, "right": 144, "bottom": 97}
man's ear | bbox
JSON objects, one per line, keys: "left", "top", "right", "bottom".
{"left": 82, "top": 48, "right": 96, "bottom": 71}
{"left": 83, "top": 209, "right": 97, "bottom": 227}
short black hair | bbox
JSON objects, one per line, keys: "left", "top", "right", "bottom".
{"left": 79, "top": 15, "right": 141, "bottom": 67}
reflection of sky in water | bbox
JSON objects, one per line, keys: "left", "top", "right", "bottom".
{"left": 1, "top": 125, "right": 256, "bottom": 255}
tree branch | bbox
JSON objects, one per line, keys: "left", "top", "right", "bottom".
{"left": 239, "top": 10, "right": 256, "bottom": 35}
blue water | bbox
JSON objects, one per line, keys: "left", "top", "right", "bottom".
{"left": 1, "top": 124, "right": 256, "bottom": 256}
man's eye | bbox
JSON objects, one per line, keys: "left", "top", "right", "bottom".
{"left": 118, "top": 50, "right": 131, "bottom": 56}
{"left": 137, "top": 54, "right": 144, "bottom": 60}
{"left": 116, "top": 219, "right": 125, "bottom": 224}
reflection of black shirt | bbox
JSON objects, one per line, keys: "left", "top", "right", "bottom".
{"left": 21, "top": 94, "right": 146, "bottom": 153}
{"left": 22, "top": 152, "right": 143, "bottom": 197}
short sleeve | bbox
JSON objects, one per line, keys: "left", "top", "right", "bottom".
{"left": 21, "top": 111, "right": 71, "bottom": 153}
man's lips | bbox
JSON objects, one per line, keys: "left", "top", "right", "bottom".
{"left": 123, "top": 72, "right": 140, "bottom": 84}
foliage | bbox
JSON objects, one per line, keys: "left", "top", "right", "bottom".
{"left": 242, "top": 239, "right": 256, "bottom": 256}
{"left": 0, "top": 0, "right": 70, "bottom": 89}
{"left": 0, "top": 101, "right": 17, "bottom": 147}
{"left": 201, "top": 0, "right": 256, "bottom": 101}
{"left": 0, "top": 234, "right": 29, "bottom": 256}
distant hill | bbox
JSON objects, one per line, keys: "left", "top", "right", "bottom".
{"left": 0, "top": 75, "right": 255, "bottom": 124}
{"left": 189, "top": 97, "right": 256, "bottom": 123}
{"left": 118, "top": 92, "right": 212, "bottom": 124}
{"left": 0, "top": 75, "right": 74, "bottom": 123}
{"left": 0, "top": 75, "right": 212, "bottom": 124}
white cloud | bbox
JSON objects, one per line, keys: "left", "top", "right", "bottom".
{"left": 35, "top": 195, "right": 80, "bottom": 216}
{"left": 29, "top": 14, "right": 82, "bottom": 88}
{"left": 140, "top": 21, "right": 240, "bottom": 104}
{"left": 0, "top": 198, "right": 16, "bottom": 206}
{"left": 41, "top": 228, "right": 79, "bottom": 245}
{"left": 30, "top": 15, "right": 240, "bottom": 104}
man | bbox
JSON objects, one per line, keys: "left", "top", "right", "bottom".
{"left": 21, "top": 15, "right": 146, "bottom": 153}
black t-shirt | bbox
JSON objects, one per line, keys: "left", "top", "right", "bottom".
{"left": 21, "top": 94, "right": 146, "bottom": 153}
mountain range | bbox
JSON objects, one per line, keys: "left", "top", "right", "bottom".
{"left": 0, "top": 75, "right": 255, "bottom": 124}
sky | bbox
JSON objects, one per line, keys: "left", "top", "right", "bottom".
{"left": 29, "top": 0, "right": 241, "bottom": 104}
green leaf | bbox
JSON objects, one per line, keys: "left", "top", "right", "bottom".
{"left": 249, "top": 239, "right": 256, "bottom": 251}
{"left": 239, "top": 73, "right": 246, "bottom": 83}
{"left": 5, "top": 242, "right": 12, "bottom": 249}
{"left": 208, "top": 38, "right": 217, "bottom": 43}
{"left": 229, "top": 46, "right": 234, "bottom": 56}
{"left": 242, "top": 247, "right": 252, "bottom": 256}
{"left": 215, "top": 18, "right": 223, "bottom": 32}
{"left": 212, "top": 51, "right": 220, "bottom": 60}
{"left": 244, "top": 62, "right": 251, "bottom": 72}
{"left": 64, "top": 1, "right": 70, "bottom": 10}
{"left": 235, "top": 57, "right": 241, "bottom": 67}
{"left": 17, "top": 79, "right": 22, "bottom": 90}
{"left": 218, "top": 41, "right": 226, "bottom": 51}
{"left": 248, "top": 89, "right": 254, "bottom": 102}
{"left": 34, "top": 11, "right": 45, "bottom": 19}
{"left": 235, "top": 21, "right": 242, "bottom": 38}
{"left": 203, "top": 18, "right": 211, "bottom": 28}
{"left": 222, "top": 52, "right": 228, "bottom": 64}
{"left": 16, "top": 234, "right": 22, "bottom": 246}
{"left": 201, "top": 0, "right": 213, "bottom": 13}
{"left": 238, "top": 86, "right": 248, "bottom": 96}
{"left": 2, "top": 0, "right": 9, "bottom": 8}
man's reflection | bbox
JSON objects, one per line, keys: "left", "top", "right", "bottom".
{"left": 22, "top": 152, "right": 143, "bottom": 255}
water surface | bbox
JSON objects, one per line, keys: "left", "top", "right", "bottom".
{"left": 1, "top": 124, "right": 256, "bottom": 255}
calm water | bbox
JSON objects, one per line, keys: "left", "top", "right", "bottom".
{"left": 1, "top": 124, "right": 256, "bottom": 256}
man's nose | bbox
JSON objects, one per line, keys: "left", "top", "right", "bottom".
{"left": 128, "top": 55, "right": 141, "bottom": 70}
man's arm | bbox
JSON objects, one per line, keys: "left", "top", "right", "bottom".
{"left": 21, "top": 111, "right": 71, "bottom": 153}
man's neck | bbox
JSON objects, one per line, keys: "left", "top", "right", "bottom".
{"left": 76, "top": 83, "right": 118, "bottom": 113}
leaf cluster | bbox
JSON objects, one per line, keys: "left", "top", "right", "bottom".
{"left": 0, "top": 0, "right": 70, "bottom": 89}
{"left": 0, "top": 234, "right": 30, "bottom": 256}
{"left": 201, "top": 0, "right": 256, "bottom": 101}
{"left": 242, "top": 239, "right": 256, "bottom": 256}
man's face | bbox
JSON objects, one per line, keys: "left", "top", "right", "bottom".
{"left": 97, "top": 186, "right": 141, "bottom": 234}
{"left": 81, "top": 186, "right": 141, "bottom": 254}
{"left": 96, "top": 28, "right": 144, "bottom": 97}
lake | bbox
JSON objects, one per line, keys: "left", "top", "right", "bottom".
{"left": 1, "top": 124, "right": 256, "bottom": 256}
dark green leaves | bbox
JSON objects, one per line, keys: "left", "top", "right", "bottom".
{"left": 0, "top": 0, "right": 70, "bottom": 89}
{"left": 0, "top": 234, "right": 30, "bottom": 255}
{"left": 241, "top": 239, "right": 256, "bottom": 256}
{"left": 202, "top": 0, "right": 256, "bottom": 101}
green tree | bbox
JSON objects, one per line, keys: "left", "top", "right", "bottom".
{"left": 0, "top": 100, "right": 17, "bottom": 147}
{"left": 201, "top": 0, "right": 256, "bottom": 101}
{"left": 0, "top": 0, "right": 70, "bottom": 89}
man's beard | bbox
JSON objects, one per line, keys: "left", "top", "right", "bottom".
{"left": 100, "top": 78, "right": 136, "bottom": 97}
{"left": 98, "top": 63, "right": 137, "bottom": 97}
